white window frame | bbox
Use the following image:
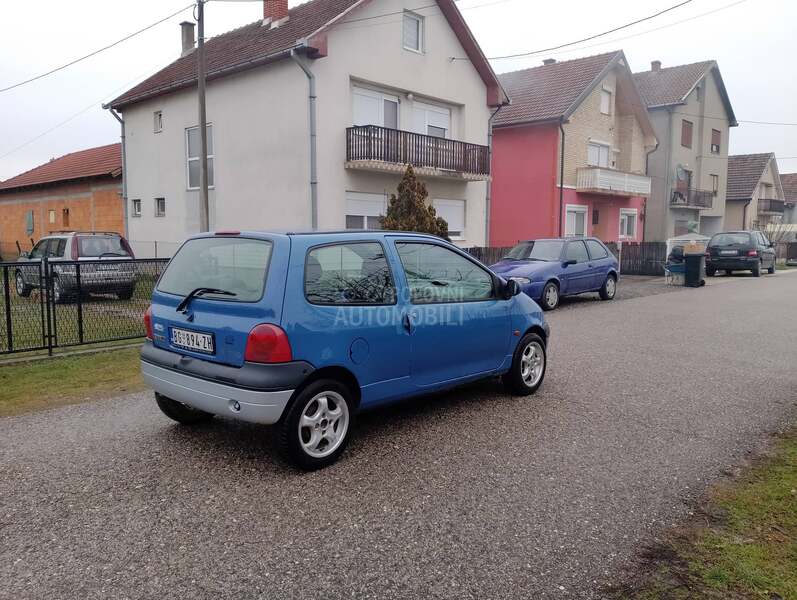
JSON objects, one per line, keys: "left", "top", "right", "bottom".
{"left": 345, "top": 191, "right": 387, "bottom": 230}
{"left": 186, "top": 124, "right": 214, "bottom": 191}
{"left": 565, "top": 204, "right": 588, "bottom": 237}
{"left": 412, "top": 101, "right": 451, "bottom": 139}
{"left": 600, "top": 89, "right": 612, "bottom": 115}
{"left": 48, "top": 209, "right": 56, "bottom": 224}
{"left": 402, "top": 11, "right": 424, "bottom": 53}
{"left": 153, "top": 111, "right": 163, "bottom": 133}
{"left": 587, "top": 141, "right": 611, "bottom": 168}
{"left": 154, "top": 197, "right": 166, "bottom": 218}
{"left": 433, "top": 199, "right": 466, "bottom": 240}
{"left": 619, "top": 208, "right": 638, "bottom": 239}
{"left": 352, "top": 86, "right": 400, "bottom": 129}
{"left": 131, "top": 199, "right": 142, "bottom": 218}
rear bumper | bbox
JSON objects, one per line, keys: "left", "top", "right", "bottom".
{"left": 706, "top": 257, "right": 757, "bottom": 270}
{"left": 141, "top": 341, "right": 313, "bottom": 425}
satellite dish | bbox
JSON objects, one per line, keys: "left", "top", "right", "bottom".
{"left": 676, "top": 165, "right": 687, "bottom": 181}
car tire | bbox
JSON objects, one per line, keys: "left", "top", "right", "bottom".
{"left": 706, "top": 267, "right": 716, "bottom": 277}
{"left": 155, "top": 392, "right": 215, "bottom": 424}
{"left": 598, "top": 274, "right": 617, "bottom": 300}
{"left": 279, "top": 379, "right": 354, "bottom": 471}
{"left": 539, "top": 281, "right": 559, "bottom": 311}
{"left": 117, "top": 285, "right": 135, "bottom": 300}
{"left": 14, "top": 270, "right": 32, "bottom": 297}
{"left": 725, "top": 270, "right": 734, "bottom": 276}
{"left": 502, "top": 332, "right": 547, "bottom": 396}
{"left": 752, "top": 261, "right": 761, "bottom": 277}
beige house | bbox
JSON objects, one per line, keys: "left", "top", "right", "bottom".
{"left": 726, "top": 153, "right": 786, "bottom": 230}
{"left": 108, "top": 0, "right": 507, "bottom": 255}
{"left": 633, "top": 60, "right": 737, "bottom": 240}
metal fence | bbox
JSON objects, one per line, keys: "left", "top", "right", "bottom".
{"left": 1, "top": 258, "right": 168, "bottom": 355}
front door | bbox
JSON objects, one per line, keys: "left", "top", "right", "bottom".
{"left": 560, "top": 240, "right": 593, "bottom": 294}
{"left": 391, "top": 240, "right": 510, "bottom": 387}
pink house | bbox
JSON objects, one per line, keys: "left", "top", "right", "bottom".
{"left": 490, "top": 52, "right": 658, "bottom": 247}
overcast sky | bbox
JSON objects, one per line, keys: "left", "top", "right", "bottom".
{"left": 1, "top": 0, "right": 795, "bottom": 180}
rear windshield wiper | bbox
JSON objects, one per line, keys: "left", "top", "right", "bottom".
{"left": 176, "top": 287, "right": 237, "bottom": 312}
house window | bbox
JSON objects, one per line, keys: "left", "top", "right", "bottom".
{"left": 711, "top": 174, "right": 719, "bottom": 196}
{"left": 48, "top": 209, "right": 56, "bottom": 224}
{"left": 587, "top": 142, "right": 610, "bottom": 168}
{"left": 565, "top": 204, "right": 587, "bottom": 237}
{"left": 600, "top": 89, "right": 612, "bottom": 115}
{"left": 62, "top": 208, "right": 70, "bottom": 228}
{"left": 681, "top": 119, "right": 693, "bottom": 148}
{"left": 433, "top": 199, "right": 466, "bottom": 240}
{"left": 345, "top": 191, "right": 386, "bottom": 230}
{"left": 711, "top": 129, "right": 721, "bottom": 154}
{"left": 352, "top": 87, "right": 399, "bottom": 129}
{"left": 402, "top": 12, "right": 423, "bottom": 53}
{"left": 132, "top": 199, "right": 142, "bottom": 217}
{"left": 153, "top": 111, "right": 163, "bottom": 133}
{"left": 619, "top": 208, "right": 637, "bottom": 239}
{"left": 186, "top": 125, "right": 214, "bottom": 189}
{"left": 155, "top": 197, "right": 166, "bottom": 217}
{"left": 412, "top": 102, "right": 451, "bottom": 138}
{"left": 592, "top": 209, "right": 600, "bottom": 225}
{"left": 25, "top": 210, "right": 34, "bottom": 235}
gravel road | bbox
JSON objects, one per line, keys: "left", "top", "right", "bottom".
{"left": 1, "top": 272, "right": 795, "bottom": 600}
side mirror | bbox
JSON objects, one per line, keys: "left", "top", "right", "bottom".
{"left": 562, "top": 259, "right": 577, "bottom": 267}
{"left": 502, "top": 279, "right": 521, "bottom": 300}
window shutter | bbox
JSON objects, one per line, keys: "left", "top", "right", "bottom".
{"left": 711, "top": 129, "right": 721, "bottom": 146}
{"left": 681, "top": 120, "right": 693, "bottom": 148}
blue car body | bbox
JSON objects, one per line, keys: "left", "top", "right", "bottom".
{"left": 142, "top": 231, "right": 550, "bottom": 426}
{"left": 490, "top": 237, "right": 619, "bottom": 305}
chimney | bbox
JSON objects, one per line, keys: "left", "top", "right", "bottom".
{"left": 542, "top": 58, "right": 556, "bottom": 66}
{"left": 263, "top": 0, "right": 289, "bottom": 26}
{"left": 651, "top": 60, "right": 661, "bottom": 72}
{"left": 180, "top": 21, "right": 195, "bottom": 56}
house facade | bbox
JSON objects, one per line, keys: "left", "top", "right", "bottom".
{"left": 633, "top": 60, "right": 737, "bottom": 240}
{"left": 108, "top": 0, "right": 506, "bottom": 256}
{"left": 0, "top": 144, "right": 123, "bottom": 259}
{"left": 490, "top": 52, "right": 656, "bottom": 247}
{"left": 780, "top": 173, "right": 797, "bottom": 225}
{"left": 725, "top": 153, "right": 786, "bottom": 230}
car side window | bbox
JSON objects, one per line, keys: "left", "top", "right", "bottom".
{"left": 29, "top": 240, "right": 48, "bottom": 259}
{"left": 585, "top": 239, "right": 608, "bottom": 260}
{"left": 565, "top": 241, "right": 590, "bottom": 263}
{"left": 51, "top": 239, "right": 66, "bottom": 257}
{"left": 395, "top": 242, "right": 494, "bottom": 304}
{"left": 305, "top": 242, "right": 396, "bottom": 305}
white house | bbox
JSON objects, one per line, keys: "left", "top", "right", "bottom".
{"left": 108, "top": 0, "right": 507, "bottom": 256}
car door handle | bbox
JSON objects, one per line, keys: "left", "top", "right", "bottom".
{"left": 403, "top": 312, "right": 415, "bottom": 334}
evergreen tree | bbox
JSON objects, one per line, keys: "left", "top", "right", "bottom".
{"left": 380, "top": 165, "right": 449, "bottom": 240}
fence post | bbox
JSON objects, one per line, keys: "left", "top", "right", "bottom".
{"left": 42, "top": 257, "right": 53, "bottom": 356}
{"left": 76, "top": 262, "right": 84, "bottom": 345}
{"left": 617, "top": 240, "right": 623, "bottom": 274}
{"left": 3, "top": 267, "right": 12, "bottom": 353}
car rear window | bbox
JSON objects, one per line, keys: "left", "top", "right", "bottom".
{"left": 78, "top": 235, "right": 131, "bottom": 257}
{"left": 710, "top": 233, "right": 751, "bottom": 246}
{"left": 157, "top": 237, "right": 273, "bottom": 302}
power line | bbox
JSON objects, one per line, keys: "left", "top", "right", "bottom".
{"left": 0, "top": 3, "right": 194, "bottom": 94}
{"left": 484, "top": 0, "right": 694, "bottom": 61}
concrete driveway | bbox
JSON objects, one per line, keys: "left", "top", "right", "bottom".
{"left": 1, "top": 272, "right": 795, "bottom": 600}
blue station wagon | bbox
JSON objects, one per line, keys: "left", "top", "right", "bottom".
{"left": 142, "top": 231, "right": 550, "bottom": 469}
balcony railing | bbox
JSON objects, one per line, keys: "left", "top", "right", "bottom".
{"left": 670, "top": 188, "right": 714, "bottom": 209}
{"left": 346, "top": 125, "right": 490, "bottom": 179}
{"left": 576, "top": 167, "right": 651, "bottom": 197}
{"left": 758, "top": 198, "right": 785, "bottom": 214}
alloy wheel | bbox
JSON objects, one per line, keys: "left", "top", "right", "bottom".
{"left": 298, "top": 391, "right": 349, "bottom": 459}
{"left": 520, "top": 341, "right": 545, "bottom": 387}
{"left": 544, "top": 284, "right": 558, "bottom": 308}
{"left": 15, "top": 272, "right": 25, "bottom": 295}
{"left": 605, "top": 277, "right": 616, "bottom": 298}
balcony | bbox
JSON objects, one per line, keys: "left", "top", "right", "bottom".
{"left": 575, "top": 167, "right": 651, "bottom": 197}
{"left": 670, "top": 188, "right": 714, "bottom": 210}
{"left": 345, "top": 125, "right": 490, "bottom": 181}
{"left": 758, "top": 198, "right": 785, "bottom": 214}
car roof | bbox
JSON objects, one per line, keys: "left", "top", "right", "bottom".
{"left": 187, "top": 230, "right": 448, "bottom": 242}
{"left": 518, "top": 237, "right": 600, "bottom": 243}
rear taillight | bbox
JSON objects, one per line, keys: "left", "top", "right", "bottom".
{"left": 245, "top": 324, "right": 292, "bottom": 363}
{"left": 747, "top": 249, "right": 758, "bottom": 257}
{"left": 144, "top": 306, "right": 153, "bottom": 340}
{"left": 71, "top": 238, "right": 79, "bottom": 260}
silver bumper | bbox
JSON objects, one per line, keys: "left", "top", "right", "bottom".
{"left": 142, "top": 361, "right": 294, "bottom": 425}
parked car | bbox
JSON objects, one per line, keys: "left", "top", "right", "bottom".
{"left": 705, "top": 231, "right": 776, "bottom": 277}
{"left": 490, "top": 238, "right": 619, "bottom": 310}
{"left": 141, "top": 230, "right": 550, "bottom": 470}
{"left": 15, "top": 231, "right": 136, "bottom": 302}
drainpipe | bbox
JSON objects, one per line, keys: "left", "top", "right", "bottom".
{"left": 642, "top": 140, "right": 660, "bottom": 242}
{"left": 107, "top": 107, "right": 129, "bottom": 238}
{"left": 558, "top": 119, "right": 566, "bottom": 237}
{"left": 291, "top": 50, "right": 318, "bottom": 230}
{"left": 485, "top": 104, "right": 504, "bottom": 246}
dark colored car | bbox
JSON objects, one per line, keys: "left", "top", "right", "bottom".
{"left": 490, "top": 238, "right": 619, "bottom": 310}
{"left": 705, "top": 231, "right": 776, "bottom": 277}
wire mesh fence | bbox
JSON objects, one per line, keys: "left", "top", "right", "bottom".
{"left": 0, "top": 258, "right": 169, "bottom": 355}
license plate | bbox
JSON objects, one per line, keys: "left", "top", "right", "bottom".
{"left": 720, "top": 250, "right": 737, "bottom": 256}
{"left": 97, "top": 263, "right": 117, "bottom": 271}
{"left": 170, "top": 327, "right": 214, "bottom": 354}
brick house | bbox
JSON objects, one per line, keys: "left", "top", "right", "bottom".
{"left": 725, "top": 153, "right": 785, "bottom": 230}
{"left": 0, "top": 143, "right": 124, "bottom": 259}
{"left": 490, "top": 51, "right": 657, "bottom": 247}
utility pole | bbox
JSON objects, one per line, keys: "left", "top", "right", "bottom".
{"left": 197, "top": 0, "right": 210, "bottom": 231}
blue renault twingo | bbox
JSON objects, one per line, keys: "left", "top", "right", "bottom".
{"left": 142, "top": 231, "right": 550, "bottom": 470}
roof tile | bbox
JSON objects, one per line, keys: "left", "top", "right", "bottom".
{"left": 780, "top": 173, "right": 797, "bottom": 204}
{"left": 632, "top": 61, "right": 714, "bottom": 107}
{"left": 726, "top": 153, "right": 773, "bottom": 201}
{"left": 0, "top": 144, "right": 121, "bottom": 192}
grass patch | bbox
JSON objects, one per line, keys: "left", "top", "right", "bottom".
{"left": 611, "top": 429, "right": 797, "bottom": 599}
{"left": 0, "top": 346, "right": 145, "bottom": 417}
